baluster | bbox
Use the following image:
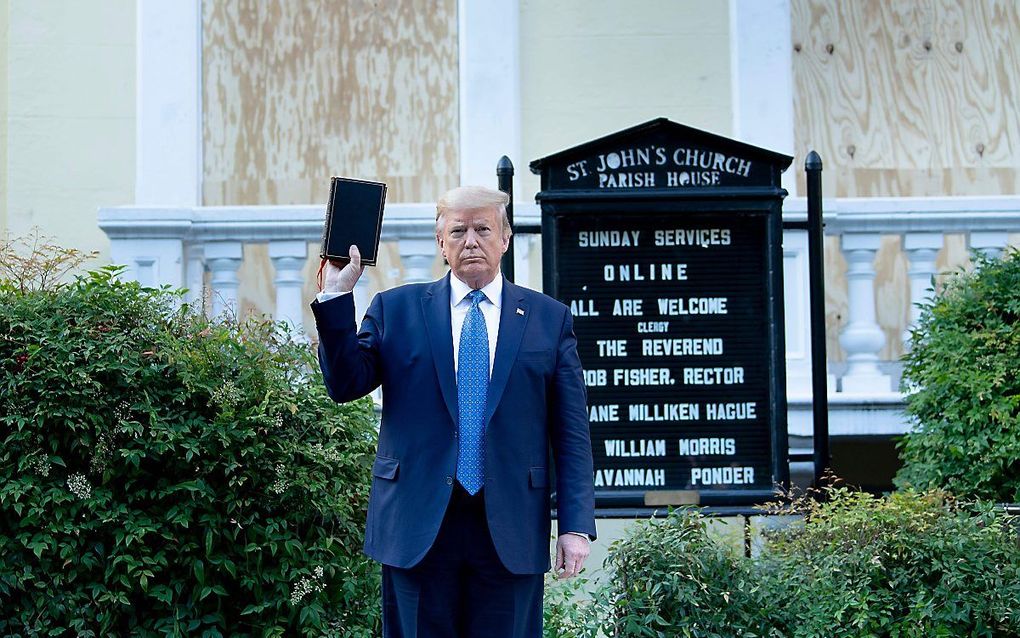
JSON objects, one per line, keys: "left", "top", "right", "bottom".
{"left": 269, "top": 240, "right": 309, "bottom": 332}
{"left": 838, "top": 233, "right": 891, "bottom": 393}
{"left": 184, "top": 242, "right": 205, "bottom": 309}
{"left": 781, "top": 230, "right": 812, "bottom": 395}
{"left": 399, "top": 238, "right": 437, "bottom": 284}
{"left": 514, "top": 234, "right": 534, "bottom": 290}
{"left": 902, "top": 232, "right": 942, "bottom": 348}
{"left": 970, "top": 230, "right": 1008, "bottom": 261}
{"left": 353, "top": 272, "right": 371, "bottom": 324}
{"left": 206, "top": 241, "right": 243, "bottom": 319}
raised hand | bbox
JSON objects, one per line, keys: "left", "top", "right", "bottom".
{"left": 324, "top": 245, "right": 364, "bottom": 293}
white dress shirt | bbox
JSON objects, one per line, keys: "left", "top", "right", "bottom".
{"left": 449, "top": 272, "right": 501, "bottom": 376}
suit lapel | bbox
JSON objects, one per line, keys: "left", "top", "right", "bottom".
{"left": 484, "top": 277, "right": 528, "bottom": 427}
{"left": 422, "top": 274, "right": 459, "bottom": 427}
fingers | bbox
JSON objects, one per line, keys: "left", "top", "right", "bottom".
{"left": 321, "top": 259, "right": 341, "bottom": 292}
{"left": 555, "top": 535, "right": 590, "bottom": 580}
{"left": 560, "top": 551, "right": 584, "bottom": 579}
{"left": 332, "top": 245, "right": 364, "bottom": 293}
{"left": 559, "top": 555, "right": 575, "bottom": 580}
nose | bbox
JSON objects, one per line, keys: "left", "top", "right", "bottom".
{"left": 464, "top": 229, "right": 480, "bottom": 247}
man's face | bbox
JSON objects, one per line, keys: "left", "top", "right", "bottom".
{"left": 437, "top": 205, "right": 510, "bottom": 289}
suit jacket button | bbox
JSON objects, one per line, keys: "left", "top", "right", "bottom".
{"left": 446, "top": 476, "right": 453, "bottom": 485}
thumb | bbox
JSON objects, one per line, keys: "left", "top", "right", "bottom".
{"left": 555, "top": 542, "right": 565, "bottom": 571}
{"left": 349, "top": 244, "right": 362, "bottom": 268}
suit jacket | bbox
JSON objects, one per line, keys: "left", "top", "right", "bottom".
{"left": 310, "top": 273, "right": 597, "bottom": 574}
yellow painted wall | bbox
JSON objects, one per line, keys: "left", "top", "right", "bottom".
{"left": 519, "top": 0, "right": 733, "bottom": 201}
{"left": 3, "top": 0, "right": 134, "bottom": 261}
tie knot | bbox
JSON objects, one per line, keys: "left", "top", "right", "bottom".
{"left": 467, "top": 289, "right": 486, "bottom": 307}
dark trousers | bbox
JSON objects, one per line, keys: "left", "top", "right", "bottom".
{"left": 381, "top": 483, "right": 544, "bottom": 638}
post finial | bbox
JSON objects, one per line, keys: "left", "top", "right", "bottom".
{"left": 805, "top": 150, "right": 822, "bottom": 171}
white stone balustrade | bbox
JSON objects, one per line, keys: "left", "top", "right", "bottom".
{"left": 99, "top": 196, "right": 1020, "bottom": 435}
{"left": 822, "top": 196, "right": 1020, "bottom": 396}
{"left": 838, "top": 232, "right": 890, "bottom": 394}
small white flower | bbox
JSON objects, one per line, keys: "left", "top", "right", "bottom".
{"left": 114, "top": 400, "right": 132, "bottom": 422}
{"left": 210, "top": 381, "right": 241, "bottom": 407}
{"left": 290, "top": 566, "right": 326, "bottom": 605}
{"left": 28, "top": 453, "right": 51, "bottom": 477}
{"left": 271, "top": 463, "right": 290, "bottom": 494}
{"left": 67, "top": 473, "right": 92, "bottom": 500}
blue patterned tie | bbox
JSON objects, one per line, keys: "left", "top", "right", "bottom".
{"left": 457, "top": 289, "right": 489, "bottom": 495}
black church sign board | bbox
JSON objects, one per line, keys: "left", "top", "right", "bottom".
{"left": 530, "top": 118, "right": 793, "bottom": 508}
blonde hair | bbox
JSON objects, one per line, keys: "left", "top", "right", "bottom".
{"left": 436, "top": 186, "right": 512, "bottom": 236}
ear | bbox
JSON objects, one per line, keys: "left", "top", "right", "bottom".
{"left": 501, "top": 230, "right": 511, "bottom": 255}
{"left": 436, "top": 232, "right": 446, "bottom": 259}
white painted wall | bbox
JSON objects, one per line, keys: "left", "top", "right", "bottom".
{"left": 136, "top": 0, "right": 200, "bottom": 206}
{"left": 730, "top": 0, "right": 796, "bottom": 194}
{"left": 459, "top": 0, "right": 521, "bottom": 189}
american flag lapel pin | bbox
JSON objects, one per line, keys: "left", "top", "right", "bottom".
{"left": 516, "top": 307, "right": 525, "bottom": 316}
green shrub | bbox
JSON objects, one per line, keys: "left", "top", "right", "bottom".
{"left": 762, "top": 488, "right": 1020, "bottom": 637}
{"left": 1, "top": 249, "right": 380, "bottom": 636}
{"left": 547, "top": 489, "right": 1020, "bottom": 637}
{"left": 895, "top": 249, "right": 1020, "bottom": 502}
{"left": 544, "top": 509, "right": 776, "bottom": 638}
{"left": 543, "top": 573, "right": 607, "bottom": 638}
{"left": 605, "top": 511, "right": 769, "bottom": 638}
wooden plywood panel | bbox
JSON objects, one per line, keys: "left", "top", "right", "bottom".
{"left": 823, "top": 235, "right": 848, "bottom": 362}
{"left": 203, "top": 0, "right": 459, "bottom": 206}
{"left": 935, "top": 232, "right": 971, "bottom": 285}
{"left": 793, "top": 0, "right": 1020, "bottom": 197}
{"left": 237, "top": 243, "right": 275, "bottom": 321}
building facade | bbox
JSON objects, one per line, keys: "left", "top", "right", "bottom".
{"left": 2, "top": 0, "right": 1019, "bottom": 490}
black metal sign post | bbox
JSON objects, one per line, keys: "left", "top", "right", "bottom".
{"left": 805, "top": 151, "right": 830, "bottom": 487}
{"left": 497, "top": 156, "right": 515, "bottom": 282}
{"left": 531, "top": 119, "right": 793, "bottom": 509}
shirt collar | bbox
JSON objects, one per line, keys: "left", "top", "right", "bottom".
{"left": 450, "top": 271, "right": 503, "bottom": 309}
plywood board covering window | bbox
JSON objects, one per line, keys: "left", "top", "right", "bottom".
{"left": 202, "top": 0, "right": 459, "bottom": 205}
{"left": 792, "top": 0, "right": 1020, "bottom": 197}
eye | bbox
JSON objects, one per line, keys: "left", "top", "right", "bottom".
{"left": 450, "top": 227, "right": 465, "bottom": 237}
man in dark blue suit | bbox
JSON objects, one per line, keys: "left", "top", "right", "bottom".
{"left": 311, "top": 186, "right": 596, "bottom": 637}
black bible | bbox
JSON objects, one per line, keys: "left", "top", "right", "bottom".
{"left": 319, "top": 176, "right": 387, "bottom": 266}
